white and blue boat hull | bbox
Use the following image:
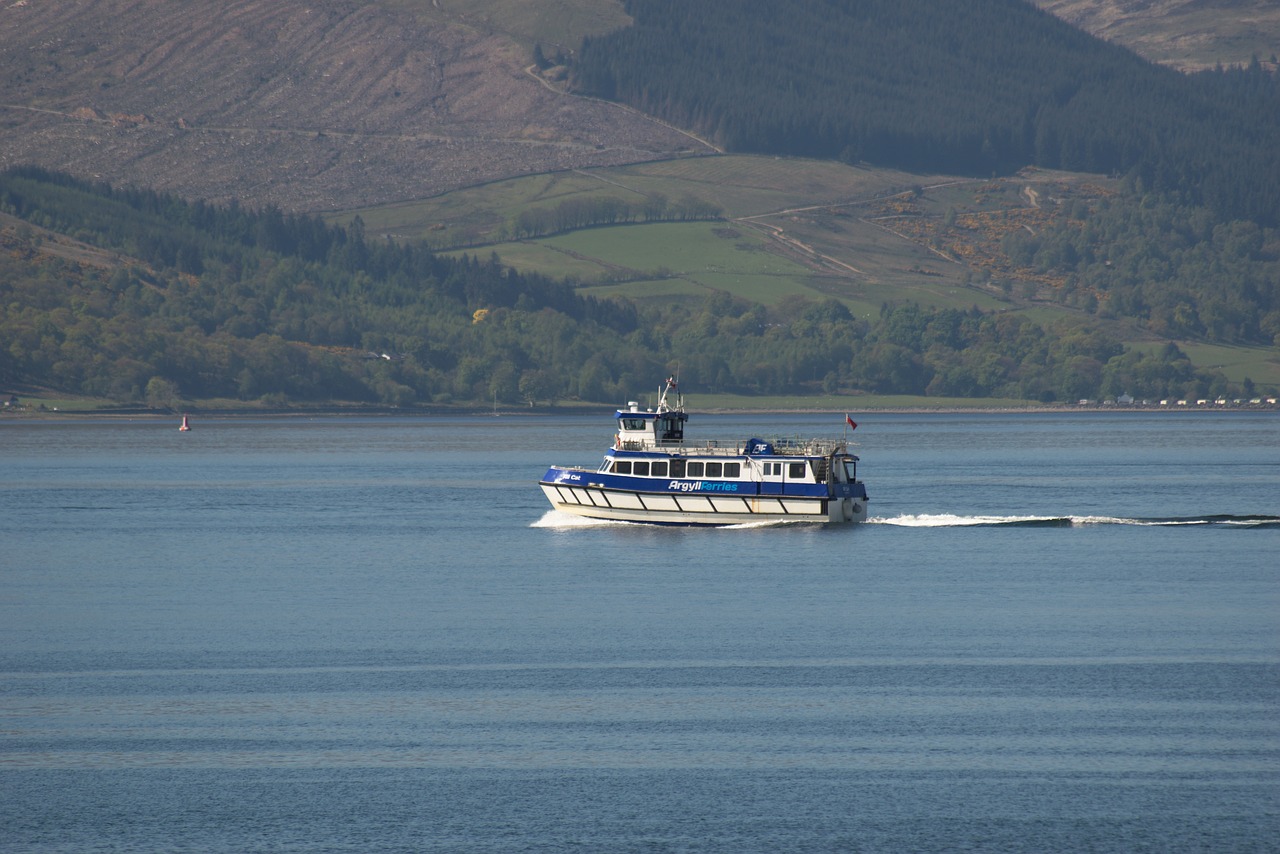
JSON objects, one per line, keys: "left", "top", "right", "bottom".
{"left": 540, "top": 467, "right": 868, "bottom": 526}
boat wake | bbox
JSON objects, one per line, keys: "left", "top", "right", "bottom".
{"left": 872, "top": 513, "right": 1280, "bottom": 529}
{"left": 530, "top": 511, "right": 628, "bottom": 528}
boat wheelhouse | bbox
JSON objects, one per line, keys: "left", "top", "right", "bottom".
{"left": 539, "top": 379, "right": 869, "bottom": 526}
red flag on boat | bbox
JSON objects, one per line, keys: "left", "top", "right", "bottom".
{"left": 846, "top": 414, "right": 857, "bottom": 431}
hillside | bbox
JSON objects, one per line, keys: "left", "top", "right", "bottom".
{"left": 571, "top": 0, "right": 1280, "bottom": 227}
{"left": 1031, "top": 0, "right": 1280, "bottom": 71}
{"left": 2, "top": 1, "right": 1277, "bottom": 408}
{"left": 4, "top": 167, "right": 1274, "bottom": 409}
{"left": 3, "top": 1, "right": 1278, "bottom": 219}
{"left": 0, "top": 0, "right": 706, "bottom": 212}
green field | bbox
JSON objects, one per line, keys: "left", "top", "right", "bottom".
{"left": 1175, "top": 342, "right": 1280, "bottom": 388}
{"left": 351, "top": 155, "right": 1035, "bottom": 316}
{"left": 335, "top": 155, "right": 935, "bottom": 247}
{"left": 335, "top": 154, "right": 1276, "bottom": 387}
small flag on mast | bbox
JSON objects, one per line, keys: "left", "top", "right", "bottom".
{"left": 846, "top": 414, "right": 858, "bottom": 431}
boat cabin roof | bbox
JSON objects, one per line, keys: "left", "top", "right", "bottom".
{"left": 616, "top": 401, "right": 687, "bottom": 449}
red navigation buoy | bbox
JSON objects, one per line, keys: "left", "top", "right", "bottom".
{"left": 179, "top": 414, "right": 191, "bottom": 432}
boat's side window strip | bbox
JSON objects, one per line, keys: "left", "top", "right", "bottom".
{"left": 620, "top": 418, "right": 647, "bottom": 431}
{"left": 606, "top": 459, "right": 747, "bottom": 480}
{"left": 671, "top": 460, "right": 743, "bottom": 479}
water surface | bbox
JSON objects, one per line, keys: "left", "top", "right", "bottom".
{"left": 2, "top": 411, "right": 1277, "bottom": 851}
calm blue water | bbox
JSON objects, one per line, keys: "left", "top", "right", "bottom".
{"left": 2, "top": 411, "right": 1277, "bottom": 852}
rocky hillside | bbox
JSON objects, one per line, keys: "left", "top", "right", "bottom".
{"left": 0, "top": 0, "right": 707, "bottom": 212}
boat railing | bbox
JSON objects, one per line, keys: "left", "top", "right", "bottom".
{"left": 616, "top": 437, "right": 849, "bottom": 456}
{"left": 766, "top": 437, "right": 848, "bottom": 457}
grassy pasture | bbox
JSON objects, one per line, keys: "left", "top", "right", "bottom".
{"left": 441, "top": 241, "right": 609, "bottom": 281}
{"left": 607, "top": 157, "right": 933, "bottom": 217}
{"left": 476, "top": 221, "right": 830, "bottom": 305}
{"left": 1172, "top": 342, "right": 1280, "bottom": 387}
{"left": 335, "top": 156, "right": 934, "bottom": 246}
{"left": 549, "top": 222, "right": 799, "bottom": 278}
{"left": 336, "top": 154, "right": 1017, "bottom": 314}
{"left": 579, "top": 277, "right": 710, "bottom": 301}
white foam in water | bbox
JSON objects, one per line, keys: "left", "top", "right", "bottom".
{"left": 721, "top": 519, "right": 805, "bottom": 529}
{"left": 876, "top": 514, "right": 1265, "bottom": 527}
{"left": 873, "top": 513, "right": 1060, "bottom": 527}
{"left": 1074, "top": 515, "right": 1158, "bottom": 526}
{"left": 529, "top": 510, "right": 626, "bottom": 528}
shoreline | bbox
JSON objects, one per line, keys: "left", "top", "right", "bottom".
{"left": 4, "top": 402, "right": 1277, "bottom": 421}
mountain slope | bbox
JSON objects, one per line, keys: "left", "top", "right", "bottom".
{"left": 0, "top": 0, "right": 706, "bottom": 212}
{"left": 571, "top": 0, "right": 1280, "bottom": 225}
{"left": 1031, "top": 0, "right": 1280, "bottom": 71}
{"left": 5, "top": 0, "right": 1276, "bottom": 217}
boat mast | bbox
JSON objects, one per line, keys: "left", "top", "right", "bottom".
{"left": 656, "top": 375, "right": 682, "bottom": 414}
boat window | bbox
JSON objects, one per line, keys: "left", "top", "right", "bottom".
{"left": 613, "top": 460, "right": 632, "bottom": 474}
{"left": 723, "top": 462, "right": 741, "bottom": 478}
{"left": 620, "top": 417, "right": 648, "bottom": 431}
{"left": 843, "top": 460, "right": 857, "bottom": 481}
{"left": 651, "top": 461, "right": 668, "bottom": 477}
{"left": 633, "top": 461, "right": 650, "bottom": 476}
{"left": 669, "top": 459, "right": 686, "bottom": 478}
{"left": 686, "top": 461, "right": 704, "bottom": 477}
{"left": 764, "top": 462, "right": 780, "bottom": 477}
{"left": 789, "top": 462, "right": 806, "bottom": 479}
{"left": 705, "top": 462, "right": 723, "bottom": 477}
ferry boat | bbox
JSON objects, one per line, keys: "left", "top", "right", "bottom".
{"left": 539, "top": 379, "right": 869, "bottom": 526}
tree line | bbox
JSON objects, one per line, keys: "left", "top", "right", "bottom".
{"left": 0, "top": 168, "right": 1266, "bottom": 408}
{"left": 501, "top": 192, "right": 723, "bottom": 242}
